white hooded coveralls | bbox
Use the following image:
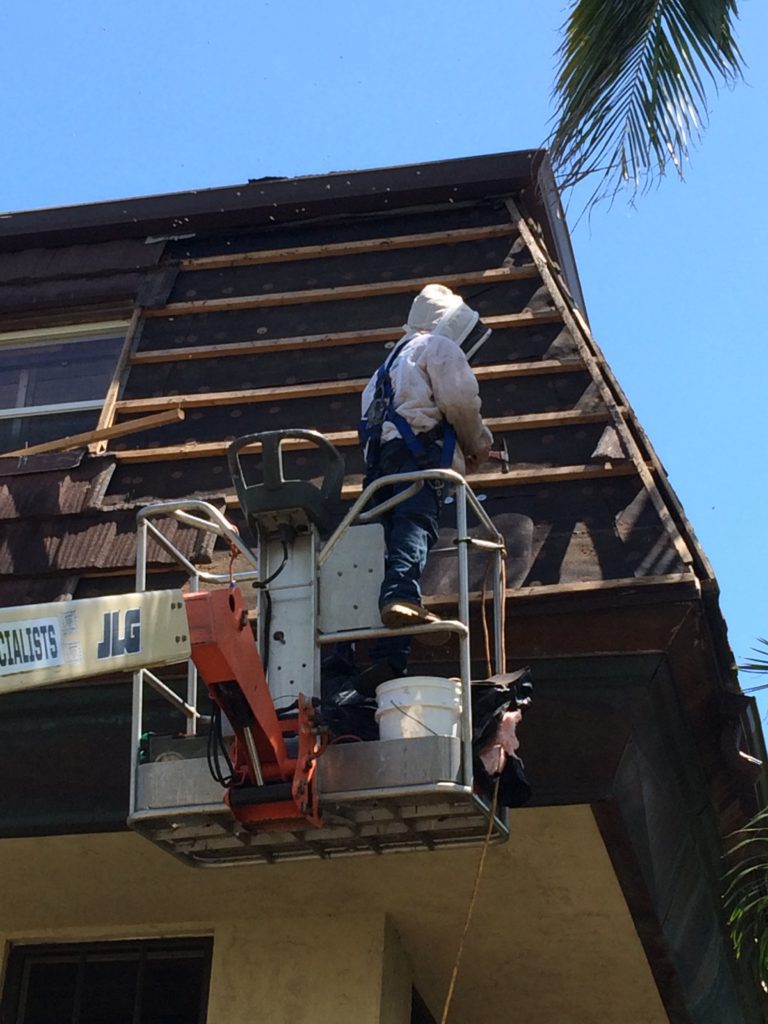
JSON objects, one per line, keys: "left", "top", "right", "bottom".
{"left": 360, "top": 285, "right": 493, "bottom": 472}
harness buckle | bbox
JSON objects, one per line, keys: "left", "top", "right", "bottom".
{"left": 365, "top": 395, "right": 389, "bottom": 428}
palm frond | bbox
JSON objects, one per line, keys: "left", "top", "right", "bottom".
{"left": 741, "top": 638, "right": 768, "bottom": 677}
{"left": 724, "top": 811, "right": 768, "bottom": 989}
{"left": 549, "top": 0, "right": 743, "bottom": 208}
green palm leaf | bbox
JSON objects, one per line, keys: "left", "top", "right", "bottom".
{"left": 724, "top": 653, "right": 768, "bottom": 987}
{"left": 741, "top": 639, "right": 768, "bottom": 678}
{"left": 724, "top": 817, "right": 768, "bottom": 988}
{"left": 549, "top": 0, "right": 743, "bottom": 206}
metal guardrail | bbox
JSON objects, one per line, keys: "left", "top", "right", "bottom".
{"left": 130, "top": 499, "right": 262, "bottom": 816}
{"left": 318, "top": 469, "right": 506, "bottom": 791}
{"left": 129, "top": 471, "right": 506, "bottom": 814}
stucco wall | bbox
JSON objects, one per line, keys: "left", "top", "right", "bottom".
{"left": 0, "top": 805, "right": 667, "bottom": 1023}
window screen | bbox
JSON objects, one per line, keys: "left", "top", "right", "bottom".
{"left": 0, "top": 938, "right": 212, "bottom": 1024}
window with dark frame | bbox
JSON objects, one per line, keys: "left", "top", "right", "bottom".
{"left": 0, "top": 322, "right": 128, "bottom": 452}
{"left": 0, "top": 937, "right": 212, "bottom": 1024}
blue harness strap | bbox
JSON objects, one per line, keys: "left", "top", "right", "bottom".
{"left": 359, "top": 339, "right": 456, "bottom": 477}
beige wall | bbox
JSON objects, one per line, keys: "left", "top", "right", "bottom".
{"left": 0, "top": 805, "right": 667, "bottom": 1024}
{"left": 207, "top": 915, "right": 411, "bottom": 1024}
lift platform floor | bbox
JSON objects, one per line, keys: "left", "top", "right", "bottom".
{"left": 129, "top": 737, "right": 508, "bottom": 866}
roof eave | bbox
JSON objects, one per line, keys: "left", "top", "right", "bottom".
{"left": 0, "top": 150, "right": 548, "bottom": 252}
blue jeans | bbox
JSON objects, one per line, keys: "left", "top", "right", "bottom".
{"left": 368, "top": 443, "right": 442, "bottom": 672}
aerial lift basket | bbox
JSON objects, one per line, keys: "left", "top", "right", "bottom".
{"left": 124, "top": 430, "right": 510, "bottom": 865}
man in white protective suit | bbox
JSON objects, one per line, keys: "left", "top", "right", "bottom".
{"left": 356, "top": 283, "right": 493, "bottom": 689}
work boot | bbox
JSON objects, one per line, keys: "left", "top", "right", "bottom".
{"left": 380, "top": 601, "right": 450, "bottom": 647}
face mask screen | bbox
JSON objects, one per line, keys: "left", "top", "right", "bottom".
{"left": 462, "top": 322, "right": 492, "bottom": 363}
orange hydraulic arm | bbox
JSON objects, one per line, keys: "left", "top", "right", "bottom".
{"left": 183, "top": 586, "right": 326, "bottom": 830}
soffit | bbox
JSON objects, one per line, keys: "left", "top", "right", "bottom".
{"left": 0, "top": 808, "right": 684, "bottom": 1024}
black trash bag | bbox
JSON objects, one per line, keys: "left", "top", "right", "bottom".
{"left": 322, "top": 688, "right": 379, "bottom": 742}
{"left": 320, "top": 644, "right": 379, "bottom": 742}
{"left": 471, "top": 668, "right": 533, "bottom": 808}
{"left": 491, "top": 751, "right": 532, "bottom": 808}
{"left": 321, "top": 643, "right": 359, "bottom": 702}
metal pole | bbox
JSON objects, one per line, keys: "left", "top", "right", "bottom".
{"left": 135, "top": 518, "right": 147, "bottom": 592}
{"left": 186, "top": 574, "right": 199, "bottom": 736}
{"left": 492, "top": 547, "right": 504, "bottom": 676}
{"left": 319, "top": 469, "right": 463, "bottom": 566}
{"left": 141, "top": 670, "right": 202, "bottom": 721}
{"left": 129, "top": 671, "right": 143, "bottom": 818}
{"left": 318, "top": 620, "right": 467, "bottom": 645}
{"left": 137, "top": 500, "right": 261, "bottom": 583}
{"left": 129, "top": 519, "right": 148, "bottom": 816}
{"left": 455, "top": 483, "right": 474, "bottom": 790}
{"left": 243, "top": 728, "right": 265, "bottom": 787}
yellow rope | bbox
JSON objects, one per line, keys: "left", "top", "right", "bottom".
{"left": 499, "top": 550, "right": 507, "bottom": 670}
{"left": 438, "top": 533, "right": 507, "bottom": 1021}
{"left": 439, "top": 777, "right": 500, "bottom": 1024}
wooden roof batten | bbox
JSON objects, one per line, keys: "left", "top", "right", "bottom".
{"left": 177, "top": 221, "right": 520, "bottom": 272}
{"left": 129, "top": 311, "right": 565, "bottom": 366}
{"left": 113, "top": 360, "right": 587, "bottom": 415}
{"left": 0, "top": 409, "right": 184, "bottom": 460}
{"left": 104, "top": 199, "right": 661, "bottom": 544}
{"left": 111, "top": 409, "right": 613, "bottom": 464}
{"left": 89, "top": 307, "right": 144, "bottom": 456}
{"left": 142, "top": 265, "right": 541, "bottom": 319}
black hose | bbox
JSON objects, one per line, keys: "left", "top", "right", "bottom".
{"left": 206, "top": 703, "right": 234, "bottom": 788}
{"left": 261, "top": 590, "right": 272, "bottom": 675}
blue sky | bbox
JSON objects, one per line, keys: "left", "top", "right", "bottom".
{"left": 1, "top": 1, "right": 766, "bottom": 708}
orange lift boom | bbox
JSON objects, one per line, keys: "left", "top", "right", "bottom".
{"left": 184, "top": 586, "right": 326, "bottom": 831}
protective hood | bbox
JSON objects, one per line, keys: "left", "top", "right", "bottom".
{"left": 404, "top": 284, "right": 490, "bottom": 362}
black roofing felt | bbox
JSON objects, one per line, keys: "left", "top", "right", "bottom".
{"left": 113, "top": 375, "right": 598, "bottom": 451}
{"left": 0, "top": 238, "right": 165, "bottom": 286}
{"left": 0, "top": 237, "right": 171, "bottom": 319}
{"left": 165, "top": 201, "right": 514, "bottom": 260}
{"left": 126, "top": 323, "right": 578, "bottom": 400}
{"left": 167, "top": 235, "right": 517, "bottom": 303}
{"left": 0, "top": 164, "right": 690, "bottom": 591}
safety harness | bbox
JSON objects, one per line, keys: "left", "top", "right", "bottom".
{"left": 359, "top": 337, "right": 456, "bottom": 481}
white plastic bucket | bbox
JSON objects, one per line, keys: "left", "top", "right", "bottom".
{"left": 375, "top": 676, "right": 463, "bottom": 741}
